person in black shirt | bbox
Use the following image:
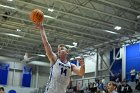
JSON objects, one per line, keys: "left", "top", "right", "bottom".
{"left": 135, "top": 78, "right": 140, "bottom": 91}
{"left": 117, "top": 79, "right": 132, "bottom": 93}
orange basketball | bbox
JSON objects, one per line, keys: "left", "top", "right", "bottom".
{"left": 30, "top": 9, "right": 44, "bottom": 24}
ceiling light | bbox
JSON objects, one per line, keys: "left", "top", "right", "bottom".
{"left": 114, "top": 26, "right": 122, "bottom": 30}
{"left": 48, "top": 8, "right": 54, "bottom": 12}
{"left": 7, "top": 0, "right": 13, "bottom": 1}
{"left": 70, "top": 58, "right": 74, "bottom": 60}
{"left": 38, "top": 54, "right": 46, "bottom": 57}
{"left": 7, "top": 33, "right": 22, "bottom": 37}
{"left": 0, "top": 4, "right": 16, "bottom": 10}
{"left": 44, "top": 15, "right": 55, "bottom": 19}
{"left": 1, "top": 32, "right": 22, "bottom": 37}
{"left": 17, "top": 29, "right": 21, "bottom": 32}
{"left": 104, "top": 30, "right": 118, "bottom": 34}
{"left": 137, "top": 15, "right": 140, "bottom": 19}
{"left": 83, "top": 54, "right": 89, "bottom": 57}
{"left": 73, "top": 42, "right": 77, "bottom": 47}
{"left": 28, "top": 61, "right": 50, "bottom": 67}
{"left": 4, "top": 33, "right": 22, "bottom": 37}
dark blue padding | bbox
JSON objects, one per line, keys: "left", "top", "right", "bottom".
{"left": 8, "top": 90, "right": 16, "bottom": 93}
{"left": 126, "top": 43, "right": 140, "bottom": 80}
{"left": 71, "top": 60, "right": 80, "bottom": 66}
{"left": 0, "top": 63, "right": 9, "bottom": 85}
{"left": 22, "top": 74, "right": 32, "bottom": 87}
{"left": 21, "top": 66, "right": 32, "bottom": 87}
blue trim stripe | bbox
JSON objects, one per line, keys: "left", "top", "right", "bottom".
{"left": 49, "top": 65, "right": 54, "bottom": 81}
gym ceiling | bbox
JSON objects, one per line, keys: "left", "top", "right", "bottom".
{"left": 0, "top": 0, "right": 140, "bottom": 61}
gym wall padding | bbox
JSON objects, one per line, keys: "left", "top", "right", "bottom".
{"left": 0, "top": 63, "right": 9, "bottom": 85}
{"left": 71, "top": 60, "right": 80, "bottom": 66}
{"left": 21, "top": 66, "right": 32, "bottom": 87}
{"left": 126, "top": 43, "right": 140, "bottom": 80}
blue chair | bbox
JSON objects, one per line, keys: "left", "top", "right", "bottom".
{"left": 8, "top": 90, "right": 16, "bottom": 93}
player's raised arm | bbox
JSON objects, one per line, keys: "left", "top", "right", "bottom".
{"left": 72, "top": 57, "right": 85, "bottom": 76}
{"left": 30, "top": 9, "right": 57, "bottom": 65}
{"left": 39, "top": 24, "right": 57, "bottom": 65}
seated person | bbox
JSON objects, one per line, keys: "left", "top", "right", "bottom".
{"left": 0, "top": 87, "right": 4, "bottom": 93}
{"left": 117, "top": 79, "right": 132, "bottom": 93}
{"left": 107, "top": 81, "right": 117, "bottom": 93}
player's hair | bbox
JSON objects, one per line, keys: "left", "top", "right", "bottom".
{"left": 58, "top": 44, "right": 69, "bottom": 50}
{"left": 58, "top": 44, "right": 65, "bottom": 48}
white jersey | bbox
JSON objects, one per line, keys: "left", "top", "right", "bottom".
{"left": 44, "top": 59, "right": 72, "bottom": 93}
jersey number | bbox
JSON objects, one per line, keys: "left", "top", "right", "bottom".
{"left": 61, "top": 68, "right": 67, "bottom": 76}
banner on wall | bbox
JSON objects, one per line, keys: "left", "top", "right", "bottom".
{"left": 21, "top": 66, "right": 32, "bottom": 87}
{"left": 0, "top": 63, "right": 9, "bottom": 85}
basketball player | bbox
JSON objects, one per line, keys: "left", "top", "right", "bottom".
{"left": 38, "top": 24, "right": 85, "bottom": 93}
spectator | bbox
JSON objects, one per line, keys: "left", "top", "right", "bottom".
{"left": 107, "top": 81, "right": 117, "bottom": 93}
{"left": 111, "top": 75, "right": 116, "bottom": 81}
{"left": 117, "top": 79, "right": 132, "bottom": 93}
{"left": 117, "top": 72, "right": 122, "bottom": 82}
{"left": 77, "top": 82, "right": 83, "bottom": 93}
{"left": 103, "top": 86, "right": 108, "bottom": 93}
{"left": 136, "top": 72, "right": 140, "bottom": 84}
{"left": 73, "top": 86, "right": 77, "bottom": 93}
{"left": 116, "top": 79, "right": 121, "bottom": 87}
{"left": 99, "top": 80, "right": 104, "bottom": 91}
{"left": 102, "top": 77, "right": 106, "bottom": 86}
{"left": 130, "top": 67, "right": 136, "bottom": 82}
{"left": 0, "top": 87, "right": 4, "bottom": 93}
{"left": 135, "top": 77, "right": 140, "bottom": 91}
{"left": 77, "top": 83, "right": 80, "bottom": 91}
{"left": 94, "top": 79, "right": 99, "bottom": 87}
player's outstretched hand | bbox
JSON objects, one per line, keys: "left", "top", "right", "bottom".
{"left": 75, "top": 57, "right": 84, "bottom": 66}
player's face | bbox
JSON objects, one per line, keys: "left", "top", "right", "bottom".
{"left": 58, "top": 47, "right": 68, "bottom": 57}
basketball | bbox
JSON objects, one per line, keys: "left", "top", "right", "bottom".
{"left": 30, "top": 9, "right": 44, "bottom": 24}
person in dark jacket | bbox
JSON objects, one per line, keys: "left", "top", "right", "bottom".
{"left": 135, "top": 78, "right": 140, "bottom": 91}
{"left": 117, "top": 79, "right": 132, "bottom": 93}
